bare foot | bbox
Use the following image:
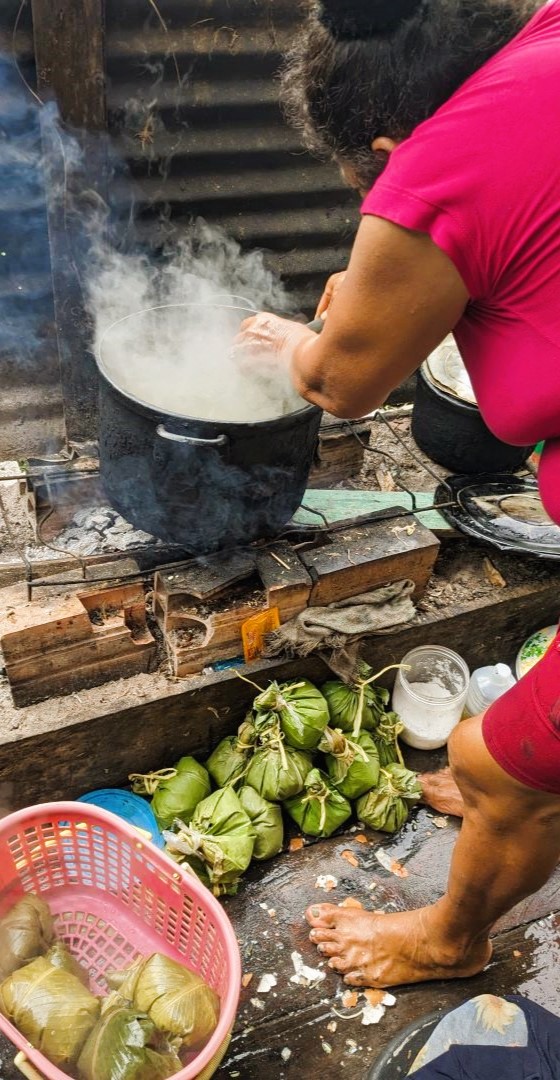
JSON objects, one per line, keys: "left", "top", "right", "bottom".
{"left": 418, "top": 767, "right": 464, "bottom": 818}
{"left": 306, "top": 903, "right": 492, "bottom": 988}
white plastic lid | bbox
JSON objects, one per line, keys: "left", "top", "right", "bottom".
{"left": 493, "top": 663, "right": 515, "bottom": 686}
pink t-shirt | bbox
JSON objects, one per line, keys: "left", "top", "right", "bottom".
{"left": 361, "top": 0, "right": 560, "bottom": 523}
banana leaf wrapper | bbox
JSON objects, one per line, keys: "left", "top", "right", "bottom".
{"left": 108, "top": 952, "right": 220, "bottom": 1051}
{"left": 322, "top": 673, "right": 390, "bottom": 738}
{"left": 130, "top": 757, "right": 211, "bottom": 831}
{"left": 0, "top": 955, "right": 100, "bottom": 1068}
{"left": 320, "top": 728, "right": 380, "bottom": 799}
{"left": 238, "top": 785, "right": 284, "bottom": 861}
{"left": 78, "top": 1004, "right": 182, "bottom": 1080}
{"left": 284, "top": 768, "right": 352, "bottom": 838}
{"left": 0, "top": 895, "right": 54, "bottom": 981}
{"left": 45, "top": 940, "right": 89, "bottom": 985}
{"left": 245, "top": 735, "right": 313, "bottom": 802}
{"left": 163, "top": 787, "right": 256, "bottom": 894}
{"left": 356, "top": 764, "right": 422, "bottom": 834}
{"left": 206, "top": 720, "right": 257, "bottom": 788}
{"left": 253, "top": 679, "right": 330, "bottom": 750}
{"left": 372, "top": 712, "right": 405, "bottom": 768}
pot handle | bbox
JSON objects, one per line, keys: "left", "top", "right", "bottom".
{"left": 156, "top": 424, "right": 228, "bottom": 448}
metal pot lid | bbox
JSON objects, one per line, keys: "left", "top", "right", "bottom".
{"left": 435, "top": 474, "right": 560, "bottom": 559}
{"left": 424, "top": 337, "right": 477, "bottom": 406}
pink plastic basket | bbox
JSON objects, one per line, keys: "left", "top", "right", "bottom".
{"left": 0, "top": 802, "right": 241, "bottom": 1080}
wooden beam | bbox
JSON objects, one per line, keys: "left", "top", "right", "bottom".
{"left": 31, "top": 0, "right": 107, "bottom": 443}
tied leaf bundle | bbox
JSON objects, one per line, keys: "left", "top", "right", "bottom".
{"left": 206, "top": 719, "right": 257, "bottom": 788}
{"left": 45, "top": 940, "right": 89, "bottom": 985}
{"left": 0, "top": 955, "right": 100, "bottom": 1069}
{"left": 164, "top": 787, "right": 256, "bottom": 895}
{"left": 0, "top": 895, "right": 54, "bottom": 981}
{"left": 372, "top": 711, "right": 405, "bottom": 768}
{"left": 130, "top": 756, "right": 211, "bottom": 831}
{"left": 78, "top": 1004, "right": 182, "bottom": 1080}
{"left": 322, "top": 663, "right": 401, "bottom": 738}
{"left": 320, "top": 727, "right": 380, "bottom": 800}
{"left": 356, "top": 764, "right": 422, "bottom": 834}
{"left": 245, "top": 724, "right": 313, "bottom": 802}
{"left": 238, "top": 785, "right": 284, "bottom": 861}
{"left": 285, "top": 768, "right": 352, "bottom": 838}
{"left": 253, "top": 678, "right": 330, "bottom": 750}
{"left": 107, "top": 953, "right": 220, "bottom": 1051}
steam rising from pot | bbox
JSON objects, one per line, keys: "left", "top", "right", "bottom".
{"left": 90, "top": 222, "right": 305, "bottom": 423}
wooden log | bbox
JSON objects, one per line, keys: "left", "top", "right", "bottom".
{"left": 300, "top": 511, "right": 440, "bottom": 605}
{"left": 309, "top": 417, "right": 371, "bottom": 488}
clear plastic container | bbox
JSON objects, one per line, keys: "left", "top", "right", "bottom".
{"left": 392, "top": 646, "right": 470, "bottom": 750}
{"left": 463, "top": 663, "right": 516, "bottom": 718}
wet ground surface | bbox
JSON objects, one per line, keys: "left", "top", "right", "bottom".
{"left": 0, "top": 802, "right": 558, "bottom": 1078}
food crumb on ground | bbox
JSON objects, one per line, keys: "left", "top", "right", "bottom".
{"left": 315, "top": 874, "right": 338, "bottom": 891}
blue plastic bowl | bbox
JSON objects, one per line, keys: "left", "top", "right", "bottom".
{"left": 77, "top": 789, "right": 166, "bottom": 849}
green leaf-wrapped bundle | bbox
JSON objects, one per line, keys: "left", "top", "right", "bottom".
{"left": 206, "top": 719, "right": 256, "bottom": 788}
{"left": 164, "top": 787, "right": 256, "bottom": 895}
{"left": 284, "top": 768, "right": 352, "bottom": 838}
{"left": 320, "top": 727, "right": 380, "bottom": 799}
{"left": 372, "top": 712, "right": 405, "bottom": 768}
{"left": 238, "top": 785, "right": 284, "bottom": 861}
{"left": 46, "top": 940, "right": 89, "bottom": 985}
{"left": 130, "top": 757, "right": 211, "bottom": 830}
{"left": 253, "top": 679, "right": 329, "bottom": 750}
{"left": 356, "top": 764, "right": 422, "bottom": 834}
{"left": 0, "top": 895, "right": 54, "bottom": 981}
{"left": 0, "top": 955, "right": 100, "bottom": 1069}
{"left": 245, "top": 729, "right": 313, "bottom": 802}
{"left": 78, "top": 1004, "right": 182, "bottom": 1080}
{"left": 107, "top": 952, "right": 220, "bottom": 1051}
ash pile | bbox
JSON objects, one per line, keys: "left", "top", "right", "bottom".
{"left": 53, "top": 505, "right": 167, "bottom": 556}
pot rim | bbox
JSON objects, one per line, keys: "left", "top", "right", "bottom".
{"left": 417, "top": 365, "right": 480, "bottom": 415}
{"left": 96, "top": 302, "right": 320, "bottom": 427}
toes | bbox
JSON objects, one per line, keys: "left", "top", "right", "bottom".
{"left": 305, "top": 904, "right": 338, "bottom": 928}
{"left": 309, "top": 929, "right": 338, "bottom": 944}
{"left": 343, "top": 970, "right": 374, "bottom": 988}
{"left": 328, "top": 955, "right": 352, "bottom": 974}
{"left": 316, "top": 941, "right": 341, "bottom": 958}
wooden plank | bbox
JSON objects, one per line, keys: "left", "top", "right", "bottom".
{"left": 31, "top": 0, "right": 108, "bottom": 443}
{"left": 0, "top": 577, "right": 558, "bottom": 808}
{"left": 256, "top": 543, "right": 312, "bottom": 622}
{"left": 298, "top": 489, "right": 453, "bottom": 535}
{"left": 300, "top": 514, "right": 440, "bottom": 604}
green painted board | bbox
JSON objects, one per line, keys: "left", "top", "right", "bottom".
{"left": 297, "top": 488, "right": 452, "bottom": 533}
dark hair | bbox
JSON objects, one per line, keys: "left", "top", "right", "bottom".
{"left": 282, "top": 0, "right": 542, "bottom": 190}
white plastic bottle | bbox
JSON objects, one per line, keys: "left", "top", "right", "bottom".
{"left": 463, "top": 663, "right": 517, "bottom": 718}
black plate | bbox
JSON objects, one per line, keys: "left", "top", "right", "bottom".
{"left": 435, "top": 474, "right": 560, "bottom": 560}
{"left": 366, "top": 1011, "right": 443, "bottom": 1078}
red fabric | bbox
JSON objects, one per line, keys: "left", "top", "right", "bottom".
{"left": 482, "top": 631, "right": 560, "bottom": 794}
{"left": 361, "top": 1, "right": 560, "bottom": 523}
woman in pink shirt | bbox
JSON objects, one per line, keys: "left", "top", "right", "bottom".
{"left": 239, "top": 0, "right": 560, "bottom": 989}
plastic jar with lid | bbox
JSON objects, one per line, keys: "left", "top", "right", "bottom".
{"left": 392, "top": 646, "right": 470, "bottom": 750}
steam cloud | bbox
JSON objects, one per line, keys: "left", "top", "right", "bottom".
{"left": 1, "top": 51, "right": 307, "bottom": 427}
{"left": 89, "top": 222, "right": 305, "bottom": 423}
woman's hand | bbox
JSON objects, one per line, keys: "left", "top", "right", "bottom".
{"left": 235, "top": 312, "right": 315, "bottom": 366}
{"left": 315, "top": 271, "right": 347, "bottom": 319}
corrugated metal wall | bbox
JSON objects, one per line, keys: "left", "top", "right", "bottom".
{"left": 104, "top": 0, "right": 358, "bottom": 312}
{"left": 0, "top": 1, "right": 65, "bottom": 457}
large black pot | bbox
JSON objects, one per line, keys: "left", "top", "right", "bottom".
{"left": 97, "top": 364, "right": 322, "bottom": 554}
{"left": 412, "top": 366, "right": 532, "bottom": 474}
